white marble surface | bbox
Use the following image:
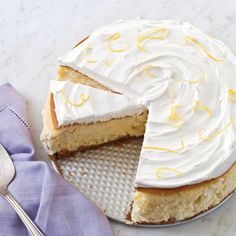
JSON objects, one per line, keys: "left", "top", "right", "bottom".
{"left": 0, "top": 0, "right": 236, "bottom": 235}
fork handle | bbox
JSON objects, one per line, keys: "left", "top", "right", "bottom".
{"left": 3, "top": 190, "right": 44, "bottom": 236}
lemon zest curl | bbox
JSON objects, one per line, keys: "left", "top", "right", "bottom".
{"left": 136, "top": 28, "right": 169, "bottom": 52}
{"left": 155, "top": 167, "right": 183, "bottom": 180}
{"left": 60, "top": 89, "right": 90, "bottom": 107}
{"left": 185, "top": 36, "right": 225, "bottom": 62}
{"left": 144, "top": 137, "right": 185, "bottom": 153}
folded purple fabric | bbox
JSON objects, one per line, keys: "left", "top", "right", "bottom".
{"left": 0, "top": 83, "right": 113, "bottom": 236}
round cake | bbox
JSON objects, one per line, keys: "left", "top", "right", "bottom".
{"left": 41, "top": 19, "right": 236, "bottom": 224}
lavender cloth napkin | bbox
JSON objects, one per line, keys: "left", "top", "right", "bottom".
{"left": 0, "top": 83, "right": 113, "bottom": 236}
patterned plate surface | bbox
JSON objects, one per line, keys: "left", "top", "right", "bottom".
{"left": 51, "top": 138, "right": 234, "bottom": 227}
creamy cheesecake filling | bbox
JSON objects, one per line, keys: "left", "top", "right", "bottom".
{"left": 59, "top": 19, "right": 236, "bottom": 188}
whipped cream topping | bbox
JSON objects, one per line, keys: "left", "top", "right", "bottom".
{"left": 59, "top": 19, "right": 236, "bottom": 188}
{"left": 50, "top": 80, "right": 145, "bottom": 126}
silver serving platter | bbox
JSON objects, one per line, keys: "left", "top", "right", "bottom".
{"left": 51, "top": 138, "right": 234, "bottom": 227}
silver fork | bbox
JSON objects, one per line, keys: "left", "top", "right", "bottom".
{"left": 0, "top": 144, "right": 44, "bottom": 236}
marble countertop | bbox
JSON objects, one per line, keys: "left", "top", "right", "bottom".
{"left": 0, "top": 0, "right": 236, "bottom": 235}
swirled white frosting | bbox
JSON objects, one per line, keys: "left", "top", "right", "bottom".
{"left": 59, "top": 19, "right": 236, "bottom": 188}
{"left": 50, "top": 80, "right": 145, "bottom": 126}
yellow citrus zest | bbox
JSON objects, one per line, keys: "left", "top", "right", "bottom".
{"left": 143, "top": 64, "right": 157, "bottom": 78}
{"left": 198, "top": 121, "right": 232, "bottom": 142}
{"left": 106, "top": 32, "right": 128, "bottom": 53}
{"left": 144, "top": 137, "right": 185, "bottom": 153}
{"left": 166, "top": 105, "right": 183, "bottom": 127}
{"left": 193, "top": 100, "right": 213, "bottom": 117}
{"left": 105, "top": 32, "right": 121, "bottom": 41}
{"left": 181, "top": 79, "right": 201, "bottom": 84}
{"left": 155, "top": 167, "right": 183, "bottom": 180}
{"left": 60, "top": 89, "right": 90, "bottom": 107}
{"left": 228, "top": 89, "right": 236, "bottom": 102}
{"left": 185, "top": 36, "right": 225, "bottom": 62}
{"left": 136, "top": 28, "right": 169, "bottom": 52}
{"left": 179, "top": 69, "right": 205, "bottom": 84}
{"left": 82, "top": 47, "right": 97, "bottom": 63}
{"left": 103, "top": 59, "right": 116, "bottom": 66}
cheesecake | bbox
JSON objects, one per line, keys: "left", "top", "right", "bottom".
{"left": 41, "top": 19, "right": 236, "bottom": 224}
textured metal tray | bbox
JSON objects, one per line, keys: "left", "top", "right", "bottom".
{"left": 51, "top": 138, "right": 234, "bottom": 227}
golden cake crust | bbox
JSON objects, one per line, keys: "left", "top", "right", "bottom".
{"left": 50, "top": 93, "right": 59, "bottom": 129}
